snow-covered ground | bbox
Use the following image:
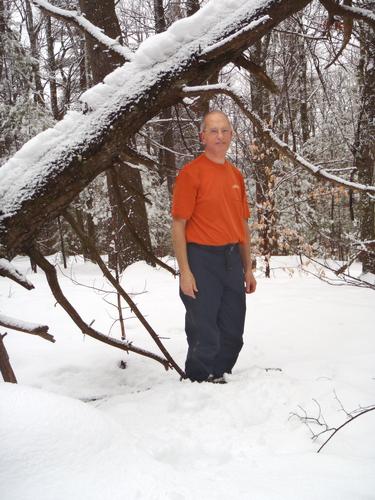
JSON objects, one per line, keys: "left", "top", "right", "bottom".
{"left": 0, "top": 256, "right": 374, "bottom": 500}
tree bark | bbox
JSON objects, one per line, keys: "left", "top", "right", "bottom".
{"left": 249, "top": 39, "right": 279, "bottom": 277}
{"left": 0, "top": 0, "right": 313, "bottom": 253}
{"left": 0, "top": 333, "right": 17, "bottom": 383}
{"left": 186, "top": 0, "right": 200, "bottom": 17}
{"left": 45, "top": 15, "right": 59, "bottom": 119}
{"left": 27, "top": 245, "right": 175, "bottom": 371}
{"left": 79, "top": 0, "right": 153, "bottom": 271}
{"left": 24, "top": 0, "right": 44, "bottom": 106}
{"left": 355, "top": 18, "right": 375, "bottom": 274}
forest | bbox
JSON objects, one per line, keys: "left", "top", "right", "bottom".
{"left": 0, "top": 0, "right": 374, "bottom": 375}
{"left": 0, "top": 2, "right": 374, "bottom": 498}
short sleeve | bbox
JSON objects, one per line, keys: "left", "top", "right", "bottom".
{"left": 240, "top": 175, "right": 250, "bottom": 219}
{"left": 171, "top": 167, "right": 198, "bottom": 220}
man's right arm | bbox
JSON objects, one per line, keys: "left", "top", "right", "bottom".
{"left": 172, "top": 218, "right": 198, "bottom": 298}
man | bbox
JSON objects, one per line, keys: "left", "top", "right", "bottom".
{"left": 172, "top": 110, "right": 257, "bottom": 383}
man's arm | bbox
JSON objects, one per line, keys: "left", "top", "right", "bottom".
{"left": 172, "top": 218, "right": 198, "bottom": 298}
{"left": 239, "top": 220, "right": 257, "bottom": 294}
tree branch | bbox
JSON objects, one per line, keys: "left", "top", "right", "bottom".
{"left": 182, "top": 84, "right": 375, "bottom": 195}
{"left": 0, "top": 0, "right": 311, "bottom": 252}
{"left": 318, "top": 406, "right": 375, "bottom": 453}
{"left": 0, "top": 333, "right": 17, "bottom": 383}
{"left": 0, "top": 258, "right": 34, "bottom": 290}
{"left": 109, "top": 166, "right": 178, "bottom": 276}
{"left": 62, "top": 211, "right": 185, "bottom": 377}
{"left": 0, "top": 313, "right": 55, "bottom": 342}
{"left": 25, "top": 246, "right": 172, "bottom": 370}
{"left": 233, "top": 54, "right": 280, "bottom": 94}
{"left": 319, "top": 0, "right": 375, "bottom": 30}
{"left": 32, "top": 0, "right": 133, "bottom": 61}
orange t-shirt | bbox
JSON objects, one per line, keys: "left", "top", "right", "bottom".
{"left": 172, "top": 154, "right": 250, "bottom": 245}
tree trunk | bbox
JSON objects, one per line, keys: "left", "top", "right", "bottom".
{"left": 154, "top": 0, "right": 177, "bottom": 196}
{"left": 0, "top": 334, "right": 17, "bottom": 383}
{"left": 24, "top": 0, "right": 44, "bottom": 106}
{"left": 186, "top": 0, "right": 200, "bottom": 16}
{"left": 0, "top": 0, "right": 5, "bottom": 80}
{"left": 355, "top": 20, "right": 375, "bottom": 274}
{"left": 250, "top": 39, "right": 279, "bottom": 277}
{"left": 79, "top": 0, "right": 153, "bottom": 271}
{"left": 0, "top": 0, "right": 314, "bottom": 253}
{"left": 45, "top": 16, "right": 59, "bottom": 120}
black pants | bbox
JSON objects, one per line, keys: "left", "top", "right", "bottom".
{"left": 180, "top": 243, "right": 246, "bottom": 382}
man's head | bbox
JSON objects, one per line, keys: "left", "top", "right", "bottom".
{"left": 200, "top": 111, "right": 233, "bottom": 161}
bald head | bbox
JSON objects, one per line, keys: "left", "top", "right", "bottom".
{"left": 200, "top": 110, "right": 232, "bottom": 133}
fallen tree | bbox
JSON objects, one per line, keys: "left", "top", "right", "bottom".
{"left": 1, "top": 0, "right": 374, "bottom": 375}
{"left": 0, "top": 0, "right": 314, "bottom": 252}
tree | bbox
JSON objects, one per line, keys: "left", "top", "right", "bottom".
{"left": 1, "top": 0, "right": 375, "bottom": 375}
{"left": 354, "top": 11, "right": 375, "bottom": 274}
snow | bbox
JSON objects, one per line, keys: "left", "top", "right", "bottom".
{"left": 0, "top": 255, "right": 374, "bottom": 499}
{"left": 339, "top": 4, "right": 375, "bottom": 24}
{"left": 33, "top": 0, "right": 134, "bottom": 60}
{"left": 0, "top": 313, "right": 49, "bottom": 334}
{"left": 0, "top": 0, "right": 270, "bottom": 221}
{"left": 201, "top": 15, "right": 270, "bottom": 55}
{"left": 183, "top": 84, "right": 375, "bottom": 194}
{"left": 0, "top": 258, "right": 34, "bottom": 289}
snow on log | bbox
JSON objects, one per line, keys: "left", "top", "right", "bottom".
{"left": 0, "top": 258, "right": 34, "bottom": 290}
{"left": 0, "top": 313, "right": 55, "bottom": 343}
{"left": 0, "top": 0, "right": 310, "bottom": 252}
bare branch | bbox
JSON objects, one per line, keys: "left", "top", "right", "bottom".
{"left": 234, "top": 54, "right": 280, "bottom": 94}
{"left": 25, "top": 246, "right": 173, "bottom": 370}
{"left": 62, "top": 211, "right": 185, "bottom": 377}
{"left": 325, "top": 0, "right": 354, "bottom": 69}
{"left": 32, "top": 0, "right": 133, "bottom": 61}
{"left": 318, "top": 406, "right": 375, "bottom": 453}
{"left": 182, "top": 84, "right": 375, "bottom": 195}
{"left": 319, "top": 0, "right": 375, "bottom": 30}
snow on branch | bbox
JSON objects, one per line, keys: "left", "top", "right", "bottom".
{"left": 201, "top": 14, "right": 270, "bottom": 57}
{"left": 182, "top": 84, "right": 375, "bottom": 195}
{"left": 0, "top": 258, "right": 34, "bottom": 290}
{"left": 0, "top": 313, "right": 55, "bottom": 343}
{"left": 320, "top": 0, "right": 375, "bottom": 29}
{"left": 0, "top": 0, "right": 311, "bottom": 252}
{"left": 33, "top": 0, "right": 134, "bottom": 62}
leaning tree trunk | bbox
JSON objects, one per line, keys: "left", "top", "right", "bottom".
{"left": 79, "top": 0, "right": 153, "bottom": 272}
{"left": 355, "top": 18, "right": 375, "bottom": 274}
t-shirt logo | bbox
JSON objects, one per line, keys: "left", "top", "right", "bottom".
{"left": 232, "top": 184, "right": 240, "bottom": 190}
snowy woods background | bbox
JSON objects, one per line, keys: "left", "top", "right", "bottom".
{"left": 0, "top": 1, "right": 374, "bottom": 498}
{"left": 1, "top": 0, "right": 374, "bottom": 275}
{"left": 0, "top": 0, "right": 374, "bottom": 386}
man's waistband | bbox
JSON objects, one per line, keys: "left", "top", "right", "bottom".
{"left": 187, "top": 242, "right": 239, "bottom": 253}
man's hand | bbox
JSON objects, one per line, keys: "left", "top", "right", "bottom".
{"left": 244, "top": 269, "right": 257, "bottom": 294}
{"left": 180, "top": 270, "right": 198, "bottom": 298}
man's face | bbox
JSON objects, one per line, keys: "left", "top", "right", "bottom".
{"left": 200, "top": 113, "right": 232, "bottom": 157}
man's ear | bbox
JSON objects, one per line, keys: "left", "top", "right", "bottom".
{"left": 199, "top": 131, "right": 205, "bottom": 144}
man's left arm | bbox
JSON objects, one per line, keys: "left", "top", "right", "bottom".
{"left": 239, "top": 219, "right": 257, "bottom": 294}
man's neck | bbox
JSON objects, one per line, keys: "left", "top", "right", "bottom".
{"left": 204, "top": 151, "right": 226, "bottom": 165}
